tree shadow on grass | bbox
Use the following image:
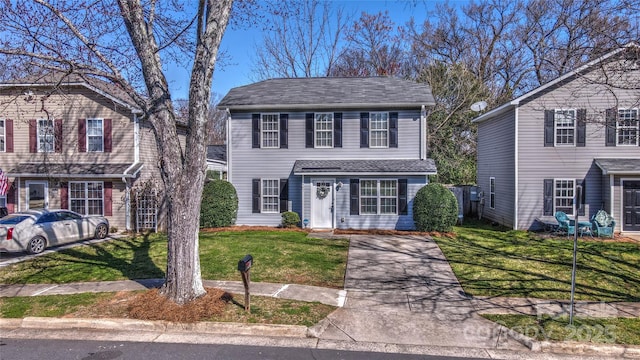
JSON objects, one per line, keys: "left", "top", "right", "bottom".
{"left": 23, "top": 232, "right": 165, "bottom": 287}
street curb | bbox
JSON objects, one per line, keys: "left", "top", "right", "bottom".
{"left": 502, "top": 324, "right": 640, "bottom": 358}
{"left": 7, "top": 317, "right": 308, "bottom": 338}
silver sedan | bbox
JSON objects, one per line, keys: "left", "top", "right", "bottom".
{"left": 0, "top": 209, "right": 109, "bottom": 254}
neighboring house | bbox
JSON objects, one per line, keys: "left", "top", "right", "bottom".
{"left": 206, "top": 144, "right": 227, "bottom": 179}
{"left": 218, "top": 77, "right": 437, "bottom": 230}
{"left": 474, "top": 43, "right": 640, "bottom": 233}
{"left": 0, "top": 74, "right": 167, "bottom": 231}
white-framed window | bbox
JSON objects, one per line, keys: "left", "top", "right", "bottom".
{"left": 0, "top": 119, "right": 5, "bottom": 152}
{"left": 370, "top": 112, "right": 389, "bottom": 148}
{"left": 489, "top": 177, "right": 495, "bottom": 209}
{"left": 37, "top": 119, "right": 55, "bottom": 153}
{"left": 261, "top": 113, "right": 279, "bottom": 148}
{"left": 69, "top": 181, "right": 104, "bottom": 216}
{"left": 315, "top": 113, "right": 333, "bottom": 148}
{"left": 261, "top": 179, "right": 279, "bottom": 213}
{"left": 554, "top": 109, "right": 576, "bottom": 146}
{"left": 360, "top": 179, "right": 397, "bottom": 215}
{"left": 554, "top": 179, "right": 575, "bottom": 215}
{"left": 617, "top": 109, "right": 639, "bottom": 146}
{"left": 87, "top": 118, "right": 104, "bottom": 152}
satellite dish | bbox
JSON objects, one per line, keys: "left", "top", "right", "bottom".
{"left": 470, "top": 101, "right": 487, "bottom": 112}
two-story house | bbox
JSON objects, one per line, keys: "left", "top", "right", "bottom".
{"left": 474, "top": 43, "right": 640, "bottom": 233}
{"left": 218, "top": 77, "right": 437, "bottom": 230}
{"left": 0, "top": 74, "right": 165, "bottom": 231}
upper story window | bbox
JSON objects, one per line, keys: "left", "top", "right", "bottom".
{"left": 87, "top": 119, "right": 104, "bottom": 152}
{"left": 370, "top": 112, "right": 389, "bottom": 148}
{"left": 261, "top": 113, "right": 279, "bottom": 148}
{"left": 554, "top": 109, "right": 576, "bottom": 146}
{"left": 315, "top": 113, "right": 333, "bottom": 148}
{"left": 617, "top": 109, "right": 639, "bottom": 146}
{"left": 37, "top": 119, "right": 55, "bottom": 153}
{"left": 0, "top": 119, "right": 5, "bottom": 152}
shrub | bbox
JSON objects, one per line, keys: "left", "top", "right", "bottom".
{"left": 281, "top": 211, "right": 301, "bottom": 228}
{"left": 200, "top": 180, "right": 238, "bottom": 228}
{"left": 413, "top": 183, "right": 458, "bottom": 232}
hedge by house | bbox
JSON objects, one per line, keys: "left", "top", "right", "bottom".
{"left": 413, "top": 183, "right": 458, "bottom": 232}
{"left": 200, "top": 179, "right": 238, "bottom": 228}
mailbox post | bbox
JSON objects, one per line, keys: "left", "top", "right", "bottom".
{"left": 238, "top": 254, "right": 253, "bottom": 312}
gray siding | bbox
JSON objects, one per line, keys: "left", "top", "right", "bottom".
{"left": 515, "top": 66, "right": 640, "bottom": 230}
{"left": 476, "top": 110, "right": 516, "bottom": 228}
{"left": 230, "top": 110, "right": 424, "bottom": 227}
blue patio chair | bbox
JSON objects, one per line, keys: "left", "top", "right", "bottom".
{"left": 555, "top": 211, "right": 576, "bottom": 236}
{"left": 591, "top": 210, "right": 615, "bottom": 238}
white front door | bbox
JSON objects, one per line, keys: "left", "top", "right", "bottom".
{"left": 311, "top": 179, "right": 334, "bottom": 229}
{"left": 26, "top": 181, "right": 49, "bottom": 210}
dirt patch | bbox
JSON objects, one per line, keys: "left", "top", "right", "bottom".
{"left": 127, "top": 288, "right": 233, "bottom": 323}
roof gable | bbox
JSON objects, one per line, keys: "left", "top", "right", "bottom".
{"left": 218, "top": 77, "right": 435, "bottom": 111}
{"left": 473, "top": 43, "right": 639, "bottom": 123}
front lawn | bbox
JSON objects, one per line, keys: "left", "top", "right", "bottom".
{"left": 433, "top": 220, "right": 640, "bottom": 301}
{"left": 0, "top": 230, "right": 349, "bottom": 288}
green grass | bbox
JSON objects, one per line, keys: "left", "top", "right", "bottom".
{"left": 0, "top": 293, "right": 114, "bottom": 318}
{"left": 0, "top": 230, "right": 349, "bottom": 288}
{"left": 483, "top": 314, "right": 640, "bottom": 345}
{"left": 433, "top": 220, "right": 640, "bottom": 301}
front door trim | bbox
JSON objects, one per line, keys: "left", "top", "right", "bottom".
{"left": 620, "top": 178, "right": 640, "bottom": 232}
{"left": 25, "top": 180, "right": 49, "bottom": 210}
{"left": 310, "top": 178, "right": 335, "bottom": 229}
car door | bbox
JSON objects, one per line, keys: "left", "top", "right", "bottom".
{"left": 36, "top": 212, "right": 68, "bottom": 245}
{"left": 57, "top": 211, "right": 87, "bottom": 242}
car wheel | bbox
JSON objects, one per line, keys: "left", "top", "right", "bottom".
{"left": 27, "top": 236, "right": 46, "bottom": 254}
{"left": 95, "top": 223, "right": 108, "bottom": 239}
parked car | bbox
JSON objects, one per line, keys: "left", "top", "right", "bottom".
{"left": 0, "top": 209, "right": 109, "bottom": 254}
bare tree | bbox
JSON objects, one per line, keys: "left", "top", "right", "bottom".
{"left": 331, "top": 11, "right": 408, "bottom": 77}
{"left": 0, "top": 0, "right": 235, "bottom": 304}
{"left": 251, "top": 0, "right": 346, "bottom": 79}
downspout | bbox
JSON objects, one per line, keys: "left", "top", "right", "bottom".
{"left": 420, "top": 105, "right": 427, "bottom": 160}
{"left": 17, "top": 177, "right": 20, "bottom": 211}
{"left": 225, "top": 109, "right": 232, "bottom": 183}
{"left": 122, "top": 113, "right": 140, "bottom": 231}
{"left": 514, "top": 107, "right": 519, "bottom": 230}
{"left": 611, "top": 174, "right": 615, "bottom": 232}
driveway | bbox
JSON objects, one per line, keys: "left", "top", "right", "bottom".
{"left": 315, "top": 234, "right": 526, "bottom": 350}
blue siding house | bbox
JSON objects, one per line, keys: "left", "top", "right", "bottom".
{"left": 218, "top": 77, "right": 437, "bottom": 230}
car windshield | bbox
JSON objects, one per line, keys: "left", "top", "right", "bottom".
{"left": 0, "top": 215, "right": 31, "bottom": 225}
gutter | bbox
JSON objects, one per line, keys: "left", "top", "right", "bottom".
{"left": 221, "top": 102, "right": 436, "bottom": 112}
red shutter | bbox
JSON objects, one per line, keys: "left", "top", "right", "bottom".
{"left": 104, "top": 182, "right": 112, "bottom": 216}
{"left": 5, "top": 119, "right": 13, "bottom": 153}
{"left": 78, "top": 119, "right": 86, "bottom": 152}
{"left": 104, "top": 118, "right": 112, "bottom": 152}
{"left": 54, "top": 119, "right": 63, "bottom": 153}
{"left": 60, "top": 182, "right": 68, "bottom": 209}
{"left": 6, "top": 181, "right": 15, "bottom": 213}
{"left": 29, "top": 119, "right": 37, "bottom": 153}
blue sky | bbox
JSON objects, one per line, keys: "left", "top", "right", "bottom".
{"left": 166, "top": 0, "right": 457, "bottom": 100}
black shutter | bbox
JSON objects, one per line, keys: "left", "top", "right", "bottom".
{"left": 334, "top": 112, "right": 342, "bottom": 148}
{"left": 280, "top": 114, "right": 288, "bottom": 149}
{"left": 252, "top": 179, "right": 261, "bottom": 213}
{"left": 606, "top": 108, "right": 616, "bottom": 146}
{"left": 306, "top": 113, "right": 314, "bottom": 148}
{"left": 389, "top": 112, "right": 398, "bottom": 148}
{"left": 280, "top": 178, "right": 289, "bottom": 212}
{"left": 252, "top": 114, "right": 260, "bottom": 148}
{"left": 577, "top": 178, "right": 586, "bottom": 216}
{"left": 360, "top": 113, "right": 369, "bottom": 148}
{"left": 544, "top": 110, "right": 555, "bottom": 147}
{"left": 350, "top": 179, "right": 359, "bottom": 215}
{"left": 543, "top": 179, "right": 554, "bottom": 216}
{"left": 576, "top": 109, "right": 586, "bottom": 147}
{"left": 398, "top": 179, "right": 408, "bottom": 215}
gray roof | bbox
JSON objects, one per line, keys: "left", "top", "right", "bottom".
{"left": 8, "top": 163, "right": 143, "bottom": 178}
{"left": 595, "top": 158, "right": 640, "bottom": 175}
{"left": 293, "top": 159, "right": 437, "bottom": 175}
{"left": 207, "top": 145, "right": 227, "bottom": 162}
{"left": 218, "top": 77, "right": 435, "bottom": 111}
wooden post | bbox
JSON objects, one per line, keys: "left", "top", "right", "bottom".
{"left": 241, "top": 269, "right": 251, "bottom": 312}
